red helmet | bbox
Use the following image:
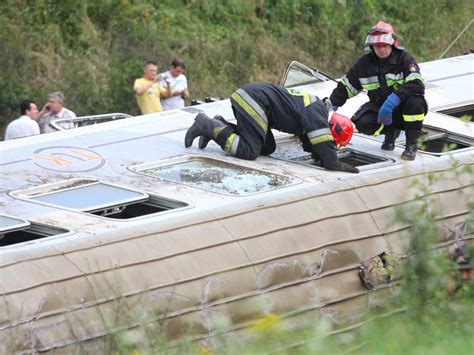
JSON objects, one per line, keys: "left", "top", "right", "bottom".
{"left": 329, "top": 112, "right": 353, "bottom": 147}
{"left": 365, "top": 21, "right": 399, "bottom": 48}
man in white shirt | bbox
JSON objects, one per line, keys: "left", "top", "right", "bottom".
{"left": 160, "top": 59, "right": 190, "bottom": 111}
{"left": 37, "top": 92, "right": 76, "bottom": 133}
{"left": 4, "top": 100, "right": 40, "bottom": 140}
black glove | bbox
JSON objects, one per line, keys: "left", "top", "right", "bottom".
{"left": 331, "top": 161, "right": 359, "bottom": 173}
{"left": 312, "top": 141, "right": 359, "bottom": 174}
{"left": 260, "top": 129, "right": 276, "bottom": 156}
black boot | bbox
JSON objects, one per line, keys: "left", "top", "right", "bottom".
{"left": 185, "top": 113, "right": 227, "bottom": 148}
{"left": 198, "top": 115, "right": 237, "bottom": 149}
{"left": 381, "top": 129, "right": 400, "bottom": 151}
{"left": 401, "top": 130, "right": 420, "bottom": 161}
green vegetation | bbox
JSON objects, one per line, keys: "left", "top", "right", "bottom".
{"left": 1, "top": 2, "right": 473, "bottom": 351}
{"left": 1, "top": 0, "right": 473, "bottom": 137}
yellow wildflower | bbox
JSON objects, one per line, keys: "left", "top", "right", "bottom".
{"left": 253, "top": 313, "right": 280, "bottom": 333}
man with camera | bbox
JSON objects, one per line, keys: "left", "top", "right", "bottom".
{"left": 134, "top": 60, "right": 172, "bottom": 115}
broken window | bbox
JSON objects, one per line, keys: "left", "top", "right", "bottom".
{"left": 130, "top": 156, "right": 298, "bottom": 196}
{"left": 0, "top": 215, "right": 68, "bottom": 247}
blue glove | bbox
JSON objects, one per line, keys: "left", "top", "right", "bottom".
{"left": 377, "top": 92, "right": 401, "bottom": 125}
{"left": 331, "top": 105, "right": 338, "bottom": 111}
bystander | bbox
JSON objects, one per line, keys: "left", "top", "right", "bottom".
{"left": 37, "top": 92, "right": 76, "bottom": 133}
{"left": 4, "top": 99, "right": 40, "bottom": 140}
{"left": 134, "top": 60, "right": 171, "bottom": 114}
{"left": 160, "top": 58, "right": 189, "bottom": 111}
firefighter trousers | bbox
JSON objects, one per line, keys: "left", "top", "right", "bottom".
{"left": 352, "top": 95, "right": 428, "bottom": 136}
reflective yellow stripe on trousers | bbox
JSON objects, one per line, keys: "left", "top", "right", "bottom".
{"left": 224, "top": 133, "right": 240, "bottom": 154}
{"left": 403, "top": 114, "right": 425, "bottom": 122}
{"left": 231, "top": 89, "right": 268, "bottom": 133}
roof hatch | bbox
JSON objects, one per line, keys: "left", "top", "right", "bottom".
{"left": 280, "top": 61, "right": 333, "bottom": 88}
{"left": 292, "top": 149, "right": 390, "bottom": 167}
{"left": 130, "top": 156, "right": 299, "bottom": 196}
{"left": 401, "top": 130, "right": 473, "bottom": 155}
{"left": 438, "top": 103, "right": 474, "bottom": 122}
{"left": 272, "top": 137, "right": 395, "bottom": 171}
{"left": 0, "top": 214, "right": 68, "bottom": 247}
{"left": 10, "top": 179, "right": 188, "bottom": 219}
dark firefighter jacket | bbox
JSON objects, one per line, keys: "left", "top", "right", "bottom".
{"left": 330, "top": 48, "right": 425, "bottom": 108}
{"left": 231, "top": 82, "right": 332, "bottom": 146}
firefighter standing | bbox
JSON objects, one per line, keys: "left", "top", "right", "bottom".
{"left": 330, "top": 21, "right": 427, "bottom": 160}
{"left": 185, "top": 82, "right": 358, "bottom": 173}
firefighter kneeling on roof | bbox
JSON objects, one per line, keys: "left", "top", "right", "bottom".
{"left": 329, "top": 21, "right": 428, "bottom": 160}
{"left": 185, "top": 82, "right": 358, "bottom": 174}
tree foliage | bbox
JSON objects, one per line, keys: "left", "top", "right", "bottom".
{"left": 1, "top": 0, "right": 473, "bottom": 136}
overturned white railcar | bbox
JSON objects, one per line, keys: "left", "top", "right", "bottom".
{"left": 0, "top": 54, "right": 473, "bottom": 353}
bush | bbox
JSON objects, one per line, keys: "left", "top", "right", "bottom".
{"left": 1, "top": 0, "right": 473, "bottom": 138}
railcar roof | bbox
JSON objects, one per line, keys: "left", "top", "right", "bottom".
{"left": 0, "top": 54, "right": 472, "bottom": 247}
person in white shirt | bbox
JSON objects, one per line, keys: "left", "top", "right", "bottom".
{"left": 4, "top": 99, "right": 40, "bottom": 140}
{"left": 37, "top": 91, "right": 76, "bottom": 133}
{"left": 160, "top": 58, "right": 190, "bottom": 111}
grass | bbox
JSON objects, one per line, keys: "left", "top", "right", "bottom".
{"left": 1, "top": 0, "right": 473, "bottom": 138}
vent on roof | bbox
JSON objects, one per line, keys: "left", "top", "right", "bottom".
{"left": 11, "top": 179, "right": 188, "bottom": 219}
{"left": 0, "top": 215, "right": 68, "bottom": 247}
{"left": 130, "top": 156, "right": 299, "bottom": 196}
{"left": 272, "top": 138, "right": 395, "bottom": 171}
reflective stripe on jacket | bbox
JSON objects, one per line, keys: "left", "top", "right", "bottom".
{"left": 330, "top": 48, "right": 425, "bottom": 107}
{"left": 231, "top": 82, "right": 331, "bottom": 145}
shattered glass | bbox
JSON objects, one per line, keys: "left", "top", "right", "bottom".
{"left": 141, "top": 158, "right": 296, "bottom": 195}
